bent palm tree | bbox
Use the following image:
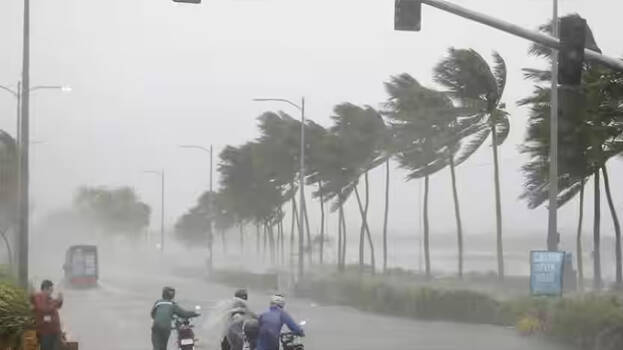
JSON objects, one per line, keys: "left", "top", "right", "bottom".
{"left": 434, "top": 48, "right": 510, "bottom": 280}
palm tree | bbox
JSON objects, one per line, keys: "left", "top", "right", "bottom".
{"left": 383, "top": 74, "right": 464, "bottom": 279}
{"left": 305, "top": 120, "right": 331, "bottom": 264}
{"left": 519, "top": 18, "right": 623, "bottom": 288}
{"left": 218, "top": 142, "right": 284, "bottom": 264}
{"left": 433, "top": 48, "right": 510, "bottom": 280}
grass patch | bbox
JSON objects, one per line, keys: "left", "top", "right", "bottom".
{"left": 209, "top": 266, "right": 623, "bottom": 349}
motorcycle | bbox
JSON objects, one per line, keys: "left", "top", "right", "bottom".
{"left": 173, "top": 306, "right": 201, "bottom": 350}
{"left": 279, "top": 321, "right": 306, "bottom": 350}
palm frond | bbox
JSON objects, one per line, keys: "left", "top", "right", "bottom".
{"left": 492, "top": 51, "right": 507, "bottom": 104}
{"left": 453, "top": 125, "right": 491, "bottom": 166}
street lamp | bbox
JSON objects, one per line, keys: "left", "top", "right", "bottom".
{"left": 0, "top": 83, "right": 70, "bottom": 145}
{"left": 144, "top": 170, "right": 165, "bottom": 254}
{"left": 179, "top": 144, "right": 214, "bottom": 193}
{"left": 0, "top": 81, "right": 69, "bottom": 287}
{"left": 252, "top": 97, "right": 306, "bottom": 279}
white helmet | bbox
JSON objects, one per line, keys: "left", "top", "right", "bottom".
{"left": 270, "top": 294, "right": 286, "bottom": 308}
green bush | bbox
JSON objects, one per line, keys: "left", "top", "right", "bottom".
{"left": 549, "top": 295, "right": 623, "bottom": 348}
{"left": 212, "top": 267, "right": 623, "bottom": 348}
{"left": 294, "top": 273, "right": 502, "bottom": 324}
{"left": 0, "top": 279, "right": 33, "bottom": 348}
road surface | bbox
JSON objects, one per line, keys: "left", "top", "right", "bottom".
{"left": 43, "top": 258, "right": 566, "bottom": 350}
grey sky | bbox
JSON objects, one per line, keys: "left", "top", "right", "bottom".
{"left": 1, "top": 0, "right": 622, "bottom": 247}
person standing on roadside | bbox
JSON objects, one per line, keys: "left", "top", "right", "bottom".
{"left": 31, "top": 280, "right": 64, "bottom": 350}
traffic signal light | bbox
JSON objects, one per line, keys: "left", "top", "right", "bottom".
{"left": 558, "top": 16, "right": 587, "bottom": 85}
{"left": 395, "top": 0, "right": 421, "bottom": 32}
{"left": 172, "top": 0, "right": 201, "bottom": 3}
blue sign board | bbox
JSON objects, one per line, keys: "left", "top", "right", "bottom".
{"left": 530, "top": 251, "right": 565, "bottom": 296}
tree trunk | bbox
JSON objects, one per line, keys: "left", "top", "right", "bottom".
{"left": 449, "top": 156, "right": 464, "bottom": 279}
{"left": 239, "top": 223, "right": 244, "bottom": 255}
{"left": 594, "top": 169, "right": 602, "bottom": 290}
{"left": 290, "top": 195, "right": 297, "bottom": 270}
{"left": 355, "top": 187, "right": 376, "bottom": 273}
{"left": 355, "top": 181, "right": 376, "bottom": 272}
{"left": 424, "top": 175, "right": 431, "bottom": 279}
{"left": 364, "top": 172, "right": 374, "bottom": 271}
{"left": 339, "top": 193, "right": 347, "bottom": 271}
{"left": 358, "top": 184, "right": 365, "bottom": 269}
{"left": 221, "top": 230, "right": 228, "bottom": 254}
{"left": 383, "top": 159, "right": 390, "bottom": 274}
{"left": 337, "top": 205, "right": 343, "bottom": 271}
{"left": 319, "top": 181, "right": 325, "bottom": 265}
{"left": 576, "top": 179, "right": 585, "bottom": 292}
{"left": 256, "top": 223, "right": 260, "bottom": 258}
{"left": 268, "top": 223, "right": 276, "bottom": 265}
{"left": 491, "top": 123, "right": 504, "bottom": 281}
{"left": 279, "top": 210, "right": 285, "bottom": 266}
{"left": 602, "top": 166, "right": 622, "bottom": 287}
{"left": 208, "top": 237, "right": 214, "bottom": 272}
{"left": 341, "top": 206, "right": 347, "bottom": 269}
{"left": 302, "top": 197, "right": 313, "bottom": 266}
{"left": 263, "top": 223, "right": 268, "bottom": 262}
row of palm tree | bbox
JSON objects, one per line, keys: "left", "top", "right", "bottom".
{"left": 176, "top": 17, "right": 623, "bottom": 288}
{"left": 174, "top": 47, "right": 511, "bottom": 280}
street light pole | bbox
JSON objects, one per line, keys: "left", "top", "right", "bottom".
{"left": 299, "top": 97, "right": 305, "bottom": 280}
{"left": 18, "top": 0, "right": 30, "bottom": 288}
{"left": 161, "top": 170, "right": 165, "bottom": 254}
{"left": 1, "top": 79, "right": 69, "bottom": 284}
{"left": 548, "top": 0, "right": 559, "bottom": 251}
{"left": 179, "top": 145, "right": 214, "bottom": 192}
{"left": 144, "top": 170, "right": 165, "bottom": 253}
{"left": 252, "top": 97, "right": 306, "bottom": 279}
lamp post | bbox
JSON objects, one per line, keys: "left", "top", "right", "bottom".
{"left": 252, "top": 97, "right": 305, "bottom": 279}
{"left": 179, "top": 145, "right": 213, "bottom": 192}
{"left": 1, "top": 81, "right": 69, "bottom": 286}
{"left": 144, "top": 170, "right": 165, "bottom": 254}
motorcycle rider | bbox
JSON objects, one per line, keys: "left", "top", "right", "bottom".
{"left": 151, "top": 286, "right": 200, "bottom": 350}
{"left": 222, "top": 288, "right": 257, "bottom": 350}
{"left": 256, "top": 294, "right": 304, "bottom": 350}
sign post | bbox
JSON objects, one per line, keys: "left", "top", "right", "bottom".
{"left": 530, "top": 251, "right": 565, "bottom": 296}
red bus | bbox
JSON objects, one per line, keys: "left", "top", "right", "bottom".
{"left": 63, "top": 245, "right": 98, "bottom": 288}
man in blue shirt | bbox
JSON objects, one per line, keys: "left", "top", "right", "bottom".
{"left": 256, "top": 294, "right": 304, "bottom": 350}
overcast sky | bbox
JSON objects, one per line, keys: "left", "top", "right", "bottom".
{"left": 1, "top": 0, "right": 622, "bottom": 248}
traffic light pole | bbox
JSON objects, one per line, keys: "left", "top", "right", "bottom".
{"left": 548, "top": 0, "right": 559, "bottom": 251}
{"left": 419, "top": 0, "right": 623, "bottom": 72}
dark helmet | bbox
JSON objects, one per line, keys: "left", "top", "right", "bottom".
{"left": 234, "top": 288, "right": 248, "bottom": 301}
{"left": 162, "top": 286, "right": 176, "bottom": 300}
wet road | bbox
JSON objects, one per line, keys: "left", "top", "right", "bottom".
{"left": 52, "top": 260, "right": 566, "bottom": 350}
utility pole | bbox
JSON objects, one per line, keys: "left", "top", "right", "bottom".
{"left": 299, "top": 97, "right": 305, "bottom": 280}
{"left": 18, "top": 0, "right": 30, "bottom": 288}
{"left": 548, "top": 0, "right": 559, "bottom": 251}
{"left": 161, "top": 169, "right": 165, "bottom": 254}
{"left": 252, "top": 97, "right": 306, "bottom": 280}
{"left": 179, "top": 144, "right": 214, "bottom": 192}
{"left": 144, "top": 170, "right": 165, "bottom": 253}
